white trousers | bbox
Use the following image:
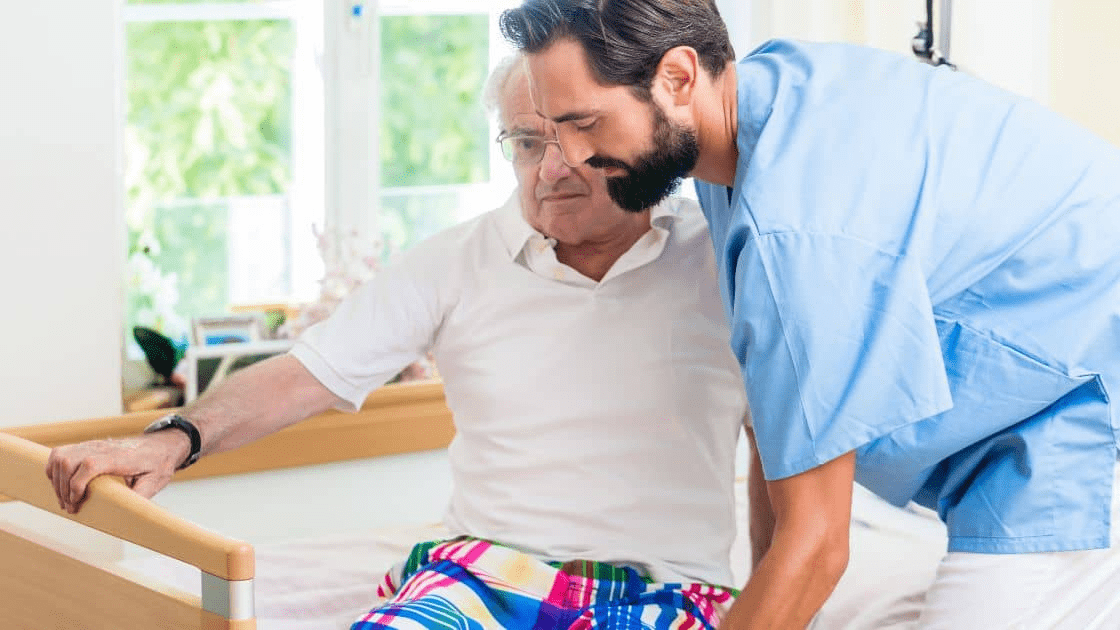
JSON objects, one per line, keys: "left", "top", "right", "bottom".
{"left": 916, "top": 458, "right": 1120, "bottom": 630}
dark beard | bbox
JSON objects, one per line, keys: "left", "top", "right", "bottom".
{"left": 587, "top": 105, "right": 700, "bottom": 213}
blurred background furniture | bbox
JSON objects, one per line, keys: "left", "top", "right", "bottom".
{"left": 180, "top": 339, "right": 296, "bottom": 403}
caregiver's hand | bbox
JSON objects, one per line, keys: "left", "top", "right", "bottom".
{"left": 46, "top": 430, "right": 189, "bottom": 514}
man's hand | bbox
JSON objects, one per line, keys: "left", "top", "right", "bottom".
{"left": 45, "top": 430, "right": 189, "bottom": 514}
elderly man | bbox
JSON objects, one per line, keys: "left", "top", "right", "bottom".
{"left": 47, "top": 57, "right": 747, "bottom": 629}
{"left": 500, "top": 1, "right": 1120, "bottom": 628}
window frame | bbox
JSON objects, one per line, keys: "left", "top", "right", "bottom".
{"left": 121, "top": 0, "right": 518, "bottom": 326}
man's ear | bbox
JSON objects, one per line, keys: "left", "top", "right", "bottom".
{"left": 654, "top": 46, "right": 700, "bottom": 107}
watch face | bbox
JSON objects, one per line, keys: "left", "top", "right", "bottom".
{"left": 146, "top": 416, "right": 176, "bottom": 433}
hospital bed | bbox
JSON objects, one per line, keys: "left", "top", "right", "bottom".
{"left": 0, "top": 380, "right": 948, "bottom": 629}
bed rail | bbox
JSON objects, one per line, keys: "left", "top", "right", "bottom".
{"left": 0, "top": 431, "right": 254, "bottom": 581}
{"left": 0, "top": 379, "right": 454, "bottom": 629}
{"left": 0, "top": 431, "right": 256, "bottom": 628}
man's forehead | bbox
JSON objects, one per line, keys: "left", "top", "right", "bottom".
{"left": 524, "top": 41, "right": 600, "bottom": 120}
{"left": 503, "top": 115, "right": 545, "bottom": 136}
{"left": 499, "top": 65, "right": 545, "bottom": 134}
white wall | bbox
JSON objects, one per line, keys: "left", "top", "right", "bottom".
{"left": 1050, "top": 1, "right": 1120, "bottom": 146}
{"left": 949, "top": 0, "right": 1052, "bottom": 103}
{"left": 715, "top": 0, "right": 752, "bottom": 57}
{"left": 747, "top": 1, "right": 1055, "bottom": 101}
{"left": 0, "top": 0, "right": 124, "bottom": 426}
{"left": 747, "top": 0, "right": 1117, "bottom": 146}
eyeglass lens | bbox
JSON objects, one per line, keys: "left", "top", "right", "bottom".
{"left": 499, "top": 135, "right": 571, "bottom": 166}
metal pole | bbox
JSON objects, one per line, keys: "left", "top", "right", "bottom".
{"left": 937, "top": 0, "right": 953, "bottom": 64}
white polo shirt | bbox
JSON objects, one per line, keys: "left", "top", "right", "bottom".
{"left": 291, "top": 194, "right": 747, "bottom": 586}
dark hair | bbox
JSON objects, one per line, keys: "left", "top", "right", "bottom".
{"left": 500, "top": 0, "right": 735, "bottom": 100}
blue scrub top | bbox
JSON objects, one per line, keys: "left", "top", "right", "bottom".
{"left": 696, "top": 39, "right": 1120, "bottom": 553}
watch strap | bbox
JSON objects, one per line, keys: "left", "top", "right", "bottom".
{"left": 145, "top": 414, "right": 202, "bottom": 470}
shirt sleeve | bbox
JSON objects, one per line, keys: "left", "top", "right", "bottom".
{"left": 730, "top": 230, "right": 953, "bottom": 480}
{"left": 290, "top": 242, "right": 453, "bottom": 411}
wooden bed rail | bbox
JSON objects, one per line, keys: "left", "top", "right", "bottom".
{"left": 0, "top": 379, "right": 454, "bottom": 582}
{"left": 0, "top": 431, "right": 254, "bottom": 581}
{"left": 3, "top": 379, "right": 455, "bottom": 483}
{"left": 0, "top": 380, "right": 454, "bottom": 629}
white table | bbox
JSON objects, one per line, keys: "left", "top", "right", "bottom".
{"left": 181, "top": 339, "right": 295, "bottom": 402}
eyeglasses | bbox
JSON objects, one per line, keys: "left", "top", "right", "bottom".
{"left": 496, "top": 133, "right": 567, "bottom": 165}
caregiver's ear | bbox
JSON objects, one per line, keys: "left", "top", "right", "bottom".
{"left": 653, "top": 46, "right": 700, "bottom": 107}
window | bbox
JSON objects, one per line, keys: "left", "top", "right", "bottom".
{"left": 379, "top": 11, "right": 495, "bottom": 252}
{"left": 123, "top": 0, "right": 517, "bottom": 351}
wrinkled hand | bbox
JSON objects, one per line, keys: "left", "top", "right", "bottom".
{"left": 45, "top": 432, "right": 188, "bottom": 514}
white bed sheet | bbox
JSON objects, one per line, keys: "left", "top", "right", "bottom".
{"left": 119, "top": 480, "right": 947, "bottom": 630}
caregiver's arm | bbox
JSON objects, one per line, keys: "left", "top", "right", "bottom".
{"left": 47, "top": 354, "right": 341, "bottom": 513}
{"left": 720, "top": 451, "right": 855, "bottom": 630}
{"left": 745, "top": 425, "right": 775, "bottom": 573}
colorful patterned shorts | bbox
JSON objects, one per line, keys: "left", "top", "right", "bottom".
{"left": 351, "top": 538, "right": 736, "bottom": 629}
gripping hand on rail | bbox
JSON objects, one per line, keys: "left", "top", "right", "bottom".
{"left": 46, "top": 430, "right": 191, "bottom": 513}
{"left": 45, "top": 354, "right": 343, "bottom": 514}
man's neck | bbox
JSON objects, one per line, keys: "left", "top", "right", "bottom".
{"left": 554, "top": 217, "right": 651, "bottom": 282}
{"left": 689, "top": 62, "right": 739, "bottom": 188}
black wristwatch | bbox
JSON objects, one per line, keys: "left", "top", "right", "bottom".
{"left": 144, "top": 413, "right": 202, "bottom": 470}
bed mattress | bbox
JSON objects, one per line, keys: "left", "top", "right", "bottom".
{"left": 117, "top": 481, "right": 947, "bottom": 629}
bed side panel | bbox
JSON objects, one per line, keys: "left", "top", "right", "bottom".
{"left": 0, "top": 525, "right": 206, "bottom": 629}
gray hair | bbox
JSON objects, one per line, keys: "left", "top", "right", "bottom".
{"left": 482, "top": 54, "right": 525, "bottom": 121}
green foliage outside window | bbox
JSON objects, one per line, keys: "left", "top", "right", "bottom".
{"left": 380, "top": 15, "right": 490, "bottom": 188}
{"left": 125, "top": 19, "right": 293, "bottom": 338}
{"left": 378, "top": 15, "right": 491, "bottom": 254}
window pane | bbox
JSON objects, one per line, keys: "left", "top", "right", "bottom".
{"left": 125, "top": 19, "right": 295, "bottom": 339}
{"left": 378, "top": 14, "right": 491, "bottom": 256}
{"left": 126, "top": 20, "right": 293, "bottom": 199}
{"left": 379, "top": 187, "right": 468, "bottom": 255}
{"left": 142, "top": 197, "right": 291, "bottom": 319}
{"left": 379, "top": 14, "right": 490, "bottom": 188}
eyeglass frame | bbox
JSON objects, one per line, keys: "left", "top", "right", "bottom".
{"left": 495, "top": 132, "right": 572, "bottom": 166}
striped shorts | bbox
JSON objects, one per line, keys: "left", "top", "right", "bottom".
{"left": 351, "top": 537, "right": 736, "bottom": 629}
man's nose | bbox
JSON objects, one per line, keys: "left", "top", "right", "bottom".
{"left": 539, "top": 142, "right": 572, "bottom": 183}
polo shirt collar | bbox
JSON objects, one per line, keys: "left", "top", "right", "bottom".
{"left": 493, "top": 190, "right": 681, "bottom": 261}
